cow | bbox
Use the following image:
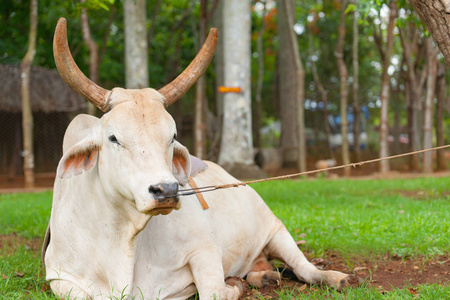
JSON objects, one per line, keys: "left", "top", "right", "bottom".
{"left": 42, "top": 18, "right": 350, "bottom": 300}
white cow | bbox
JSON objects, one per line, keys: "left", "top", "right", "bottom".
{"left": 43, "top": 18, "right": 349, "bottom": 300}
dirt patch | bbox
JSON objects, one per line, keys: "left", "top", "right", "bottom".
{"left": 0, "top": 173, "right": 54, "bottom": 194}
{"left": 388, "top": 189, "right": 450, "bottom": 201}
{"left": 0, "top": 233, "right": 44, "bottom": 255}
{"left": 238, "top": 253, "right": 449, "bottom": 299}
{"left": 2, "top": 234, "right": 448, "bottom": 298}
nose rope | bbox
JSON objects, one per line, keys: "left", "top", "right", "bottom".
{"left": 163, "top": 144, "right": 450, "bottom": 199}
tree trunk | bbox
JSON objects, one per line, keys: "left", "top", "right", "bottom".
{"left": 277, "top": 0, "right": 299, "bottom": 167}
{"left": 435, "top": 63, "right": 447, "bottom": 170}
{"left": 379, "top": 0, "right": 397, "bottom": 173}
{"left": 209, "top": 0, "right": 224, "bottom": 162}
{"left": 81, "top": 0, "right": 99, "bottom": 116}
{"left": 399, "top": 28, "right": 421, "bottom": 171}
{"left": 254, "top": 3, "right": 266, "bottom": 150}
{"left": 218, "top": 0, "right": 262, "bottom": 178}
{"left": 309, "top": 33, "right": 333, "bottom": 158}
{"left": 124, "top": 0, "right": 148, "bottom": 88}
{"left": 194, "top": 0, "right": 208, "bottom": 159}
{"left": 352, "top": 1, "right": 361, "bottom": 162}
{"left": 279, "top": 0, "right": 306, "bottom": 172}
{"left": 409, "top": 0, "right": 450, "bottom": 66}
{"left": 335, "top": 0, "right": 350, "bottom": 176}
{"left": 20, "top": 0, "right": 37, "bottom": 188}
{"left": 423, "top": 38, "right": 439, "bottom": 173}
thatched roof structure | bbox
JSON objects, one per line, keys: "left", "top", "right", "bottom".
{"left": 0, "top": 64, "right": 85, "bottom": 113}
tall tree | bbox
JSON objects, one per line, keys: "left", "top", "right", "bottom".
{"left": 352, "top": 1, "right": 361, "bottom": 162}
{"left": 20, "top": 0, "right": 38, "bottom": 188}
{"left": 124, "top": 0, "right": 148, "bottom": 88}
{"left": 278, "top": 0, "right": 305, "bottom": 170}
{"left": 81, "top": 0, "right": 99, "bottom": 115}
{"left": 209, "top": 0, "right": 224, "bottom": 161}
{"left": 253, "top": 2, "right": 267, "bottom": 150}
{"left": 399, "top": 24, "right": 426, "bottom": 171}
{"left": 423, "top": 38, "right": 439, "bottom": 173}
{"left": 376, "top": 0, "right": 397, "bottom": 173}
{"left": 218, "top": 0, "right": 262, "bottom": 177}
{"left": 435, "top": 63, "right": 448, "bottom": 170}
{"left": 335, "top": 0, "right": 350, "bottom": 176}
{"left": 194, "top": 0, "right": 218, "bottom": 159}
{"left": 308, "top": 31, "right": 333, "bottom": 158}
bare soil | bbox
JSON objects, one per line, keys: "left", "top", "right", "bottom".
{"left": 1, "top": 233, "right": 448, "bottom": 299}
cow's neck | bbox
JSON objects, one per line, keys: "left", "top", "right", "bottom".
{"left": 95, "top": 183, "right": 153, "bottom": 255}
{"left": 70, "top": 174, "right": 152, "bottom": 284}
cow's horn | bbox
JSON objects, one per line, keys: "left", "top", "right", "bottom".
{"left": 53, "top": 18, "right": 111, "bottom": 112}
{"left": 158, "top": 28, "right": 218, "bottom": 107}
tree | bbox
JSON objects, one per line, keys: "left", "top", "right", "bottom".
{"left": 374, "top": 0, "right": 397, "bottom": 173}
{"left": 124, "top": 0, "right": 148, "bottom": 88}
{"left": 335, "top": 0, "right": 350, "bottom": 176}
{"left": 194, "top": 0, "right": 218, "bottom": 159}
{"left": 422, "top": 38, "right": 439, "bottom": 173}
{"left": 81, "top": 0, "right": 99, "bottom": 115}
{"left": 278, "top": 0, "right": 306, "bottom": 170}
{"left": 409, "top": 0, "right": 450, "bottom": 66}
{"left": 308, "top": 31, "right": 333, "bottom": 159}
{"left": 435, "top": 63, "right": 448, "bottom": 170}
{"left": 399, "top": 22, "right": 426, "bottom": 171}
{"left": 20, "top": 0, "right": 38, "bottom": 188}
{"left": 352, "top": 1, "right": 361, "bottom": 162}
{"left": 218, "top": 0, "right": 262, "bottom": 177}
{"left": 79, "top": 0, "right": 117, "bottom": 115}
{"left": 280, "top": 0, "right": 306, "bottom": 172}
{"left": 253, "top": 2, "right": 267, "bottom": 150}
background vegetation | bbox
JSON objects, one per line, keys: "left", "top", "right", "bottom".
{"left": 1, "top": 0, "right": 449, "bottom": 173}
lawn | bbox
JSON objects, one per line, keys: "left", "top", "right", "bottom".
{"left": 0, "top": 176, "right": 449, "bottom": 299}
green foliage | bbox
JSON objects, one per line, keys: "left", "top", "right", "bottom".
{"left": 3, "top": 0, "right": 448, "bottom": 153}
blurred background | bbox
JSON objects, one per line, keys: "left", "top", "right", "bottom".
{"left": 0, "top": 0, "right": 449, "bottom": 188}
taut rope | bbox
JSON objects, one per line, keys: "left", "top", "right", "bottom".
{"left": 172, "top": 144, "right": 450, "bottom": 198}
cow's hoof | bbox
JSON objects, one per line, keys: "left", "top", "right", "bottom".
{"left": 246, "top": 270, "right": 280, "bottom": 288}
{"left": 322, "top": 270, "right": 351, "bottom": 291}
{"left": 225, "top": 277, "right": 245, "bottom": 295}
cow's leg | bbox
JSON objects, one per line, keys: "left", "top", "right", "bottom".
{"left": 189, "top": 248, "right": 244, "bottom": 299}
{"left": 50, "top": 280, "right": 91, "bottom": 299}
{"left": 246, "top": 254, "right": 280, "bottom": 288}
{"left": 265, "top": 226, "right": 349, "bottom": 290}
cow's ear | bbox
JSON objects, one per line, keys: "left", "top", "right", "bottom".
{"left": 172, "top": 141, "right": 191, "bottom": 186}
{"left": 57, "top": 131, "right": 101, "bottom": 179}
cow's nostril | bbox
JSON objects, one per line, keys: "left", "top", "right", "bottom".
{"left": 149, "top": 185, "right": 163, "bottom": 197}
{"left": 149, "top": 183, "right": 179, "bottom": 200}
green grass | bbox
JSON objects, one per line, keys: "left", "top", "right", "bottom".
{"left": 268, "top": 283, "right": 450, "bottom": 299}
{"left": 0, "top": 176, "right": 449, "bottom": 299}
{"left": 0, "top": 191, "right": 52, "bottom": 238}
{"left": 253, "top": 176, "right": 450, "bottom": 259}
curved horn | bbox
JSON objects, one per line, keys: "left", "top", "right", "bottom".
{"left": 53, "top": 18, "right": 111, "bottom": 112}
{"left": 158, "top": 28, "right": 218, "bottom": 107}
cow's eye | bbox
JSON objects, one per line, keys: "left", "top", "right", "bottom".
{"left": 109, "top": 135, "right": 120, "bottom": 145}
{"left": 171, "top": 133, "right": 177, "bottom": 144}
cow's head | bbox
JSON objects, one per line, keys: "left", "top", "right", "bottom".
{"left": 53, "top": 18, "right": 216, "bottom": 216}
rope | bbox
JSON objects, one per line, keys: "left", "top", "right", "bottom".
{"left": 213, "top": 144, "right": 450, "bottom": 191}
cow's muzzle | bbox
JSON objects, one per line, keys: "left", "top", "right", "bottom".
{"left": 149, "top": 182, "right": 179, "bottom": 201}
{"left": 147, "top": 182, "right": 180, "bottom": 215}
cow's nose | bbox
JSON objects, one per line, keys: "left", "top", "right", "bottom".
{"left": 149, "top": 183, "right": 179, "bottom": 201}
